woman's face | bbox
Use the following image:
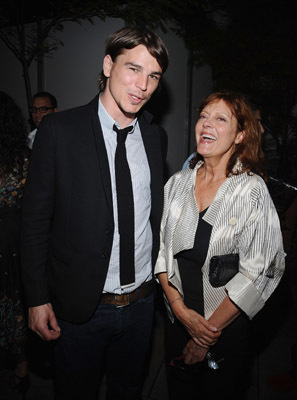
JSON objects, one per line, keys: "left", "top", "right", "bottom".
{"left": 195, "top": 99, "right": 244, "bottom": 161}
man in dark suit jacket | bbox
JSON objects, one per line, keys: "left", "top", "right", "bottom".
{"left": 21, "top": 26, "right": 169, "bottom": 399}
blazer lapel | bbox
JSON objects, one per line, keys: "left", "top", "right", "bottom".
{"left": 89, "top": 95, "right": 114, "bottom": 217}
{"left": 139, "top": 111, "right": 166, "bottom": 265}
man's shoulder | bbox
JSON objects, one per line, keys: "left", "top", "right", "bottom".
{"left": 138, "top": 110, "right": 167, "bottom": 151}
{"left": 139, "top": 109, "right": 164, "bottom": 130}
{"left": 44, "top": 95, "right": 98, "bottom": 126}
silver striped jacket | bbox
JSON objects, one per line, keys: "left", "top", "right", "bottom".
{"left": 155, "top": 162, "right": 286, "bottom": 321}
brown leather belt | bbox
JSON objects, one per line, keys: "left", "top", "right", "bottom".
{"left": 99, "top": 280, "right": 154, "bottom": 307}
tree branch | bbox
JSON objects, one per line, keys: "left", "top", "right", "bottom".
{"left": 0, "top": 29, "right": 21, "bottom": 61}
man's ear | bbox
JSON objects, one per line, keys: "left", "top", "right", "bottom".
{"left": 103, "top": 55, "right": 113, "bottom": 78}
{"left": 235, "top": 130, "right": 245, "bottom": 144}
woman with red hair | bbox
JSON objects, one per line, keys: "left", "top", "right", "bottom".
{"left": 155, "top": 91, "right": 285, "bottom": 399}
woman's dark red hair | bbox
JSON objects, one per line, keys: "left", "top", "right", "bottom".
{"left": 190, "top": 91, "right": 266, "bottom": 178}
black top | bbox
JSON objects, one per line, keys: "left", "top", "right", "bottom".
{"left": 176, "top": 208, "right": 212, "bottom": 315}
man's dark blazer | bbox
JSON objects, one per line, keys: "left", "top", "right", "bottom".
{"left": 21, "top": 95, "right": 167, "bottom": 323}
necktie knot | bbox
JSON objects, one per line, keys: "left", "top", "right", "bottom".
{"left": 113, "top": 124, "right": 133, "bottom": 143}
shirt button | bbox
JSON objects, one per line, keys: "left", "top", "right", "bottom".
{"left": 229, "top": 217, "right": 237, "bottom": 225}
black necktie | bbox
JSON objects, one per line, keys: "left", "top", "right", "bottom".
{"left": 113, "top": 124, "right": 135, "bottom": 287}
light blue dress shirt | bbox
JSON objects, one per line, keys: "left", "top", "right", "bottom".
{"left": 99, "top": 98, "right": 153, "bottom": 294}
{"left": 182, "top": 152, "right": 196, "bottom": 170}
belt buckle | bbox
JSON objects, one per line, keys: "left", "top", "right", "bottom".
{"left": 115, "top": 293, "right": 130, "bottom": 308}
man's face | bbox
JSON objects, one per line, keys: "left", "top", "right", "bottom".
{"left": 101, "top": 44, "right": 162, "bottom": 123}
{"left": 31, "top": 97, "right": 57, "bottom": 128}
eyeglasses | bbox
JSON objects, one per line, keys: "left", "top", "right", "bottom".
{"left": 30, "top": 106, "right": 55, "bottom": 114}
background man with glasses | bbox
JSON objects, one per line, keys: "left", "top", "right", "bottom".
{"left": 28, "top": 91, "right": 58, "bottom": 149}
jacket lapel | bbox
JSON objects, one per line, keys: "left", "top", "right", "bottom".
{"left": 139, "top": 111, "right": 164, "bottom": 197}
{"left": 139, "top": 111, "right": 166, "bottom": 264}
{"left": 89, "top": 95, "right": 114, "bottom": 217}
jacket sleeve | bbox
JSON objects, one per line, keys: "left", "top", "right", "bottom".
{"left": 154, "top": 173, "right": 184, "bottom": 293}
{"left": 225, "top": 181, "right": 286, "bottom": 319}
{"left": 154, "top": 176, "right": 171, "bottom": 276}
{"left": 21, "top": 116, "right": 56, "bottom": 307}
{"left": 154, "top": 174, "right": 185, "bottom": 323}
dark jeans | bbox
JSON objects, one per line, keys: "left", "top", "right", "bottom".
{"left": 54, "top": 292, "right": 154, "bottom": 400}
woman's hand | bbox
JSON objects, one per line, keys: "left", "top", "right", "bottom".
{"left": 183, "top": 339, "right": 208, "bottom": 364}
{"left": 172, "top": 302, "right": 221, "bottom": 347}
{"left": 156, "top": 273, "right": 221, "bottom": 346}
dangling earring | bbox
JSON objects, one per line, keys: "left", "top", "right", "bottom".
{"left": 232, "top": 158, "right": 243, "bottom": 174}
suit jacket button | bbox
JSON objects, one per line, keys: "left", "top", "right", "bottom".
{"left": 102, "top": 252, "right": 107, "bottom": 258}
{"left": 105, "top": 229, "right": 110, "bottom": 236}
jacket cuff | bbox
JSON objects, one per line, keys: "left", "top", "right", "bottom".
{"left": 154, "top": 257, "right": 167, "bottom": 276}
{"left": 225, "top": 273, "right": 265, "bottom": 319}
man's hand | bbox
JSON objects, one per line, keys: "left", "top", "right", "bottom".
{"left": 28, "top": 303, "right": 61, "bottom": 341}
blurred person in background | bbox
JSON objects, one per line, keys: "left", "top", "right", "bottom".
{"left": 0, "top": 91, "right": 30, "bottom": 396}
{"left": 28, "top": 91, "right": 58, "bottom": 149}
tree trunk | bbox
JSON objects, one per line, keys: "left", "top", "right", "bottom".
{"left": 184, "top": 48, "right": 193, "bottom": 159}
{"left": 37, "top": 19, "right": 44, "bottom": 91}
{"left": 22, "top": 61, "right": 33, "bottom": 128}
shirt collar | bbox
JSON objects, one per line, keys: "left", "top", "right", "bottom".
{"left": 98, "top": 97, "right": 138, "bottom": 134}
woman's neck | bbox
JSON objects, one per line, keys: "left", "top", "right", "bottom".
{"left": 198, "top": 160, "right": 227, "bottom": 184}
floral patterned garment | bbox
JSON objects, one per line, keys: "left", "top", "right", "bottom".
{"left": 0, "top": 157, "right": 29, "bottom": 358}
{"left": 0, "top": 158, "right": 29, "bottom": 208}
